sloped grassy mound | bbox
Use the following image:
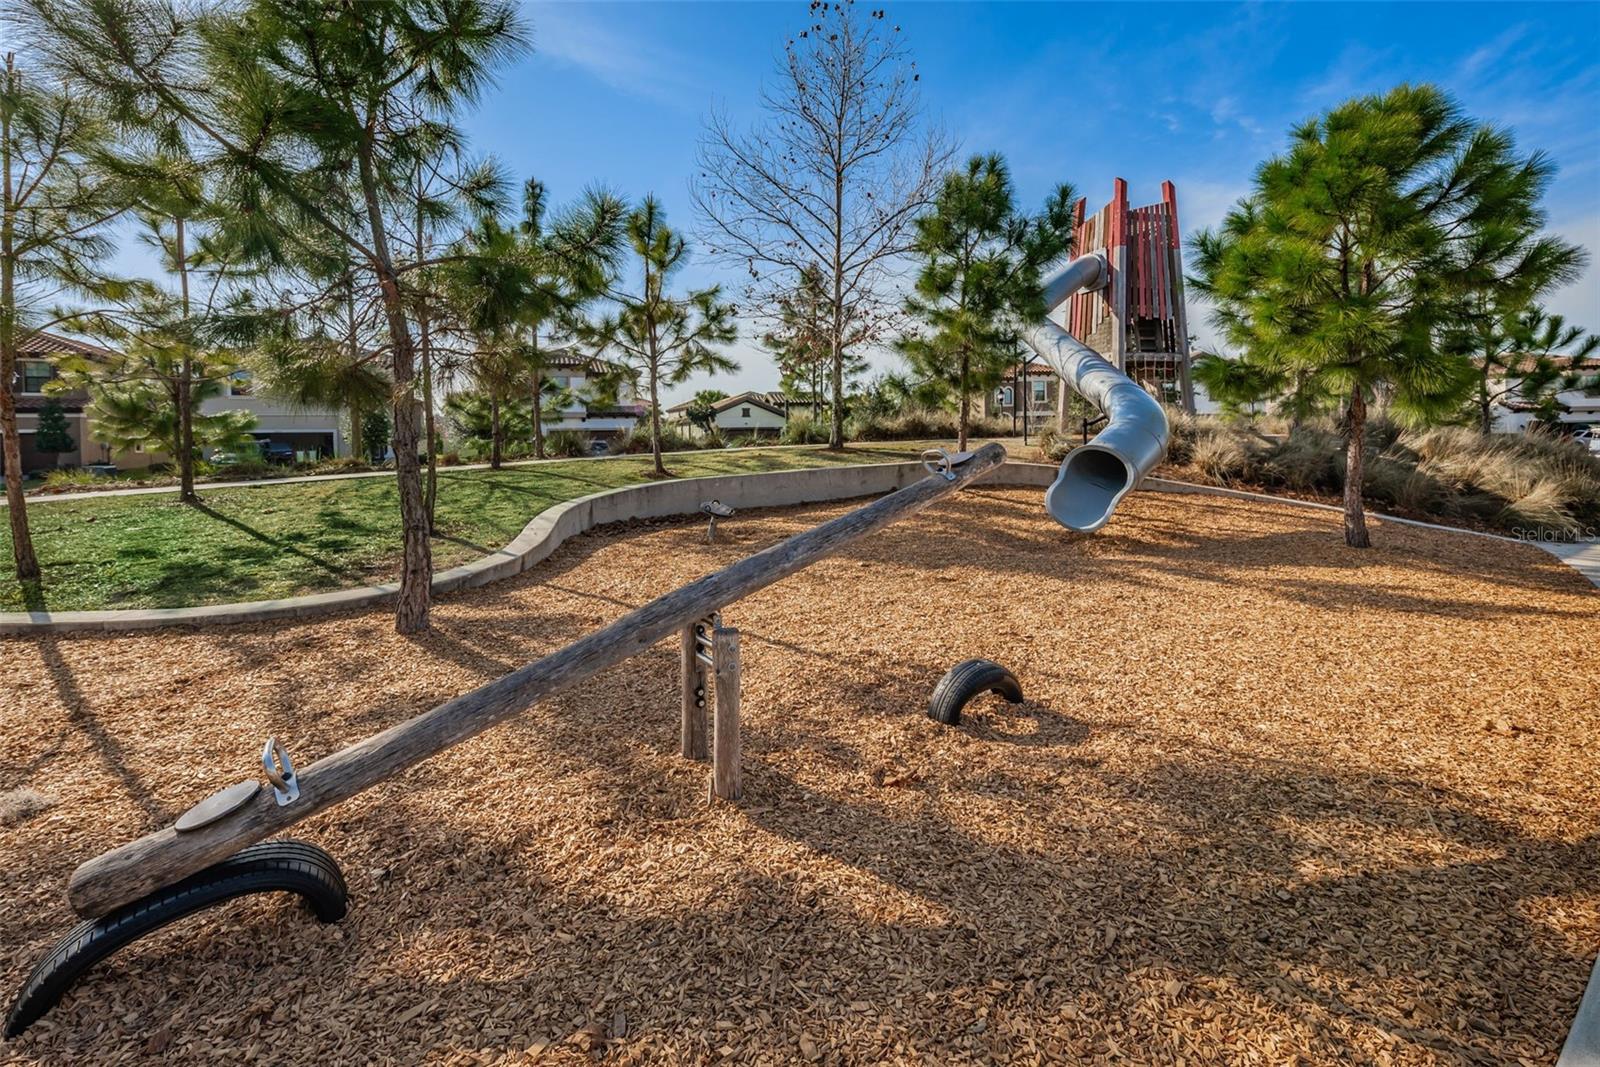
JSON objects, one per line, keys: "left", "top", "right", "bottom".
{"left": 1163, "top": 415, "right": 1600, "bottom": 539}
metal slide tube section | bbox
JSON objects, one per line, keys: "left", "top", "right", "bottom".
{"left": 1020, "top": 254, "right": 1170, "bottom": 532}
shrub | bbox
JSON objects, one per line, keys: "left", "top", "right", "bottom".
{"left": 1162, "top": 415, "right": 1600, "bottom": 538}
{"left": 845, "top": 406, "right": 1009, "bottom": 443}
{"left": 779, "top": 414, "right": 829, "bottom": 445}
{"left": 1256, "top": 427, "right": 1342, "bottom": 493}
{"left": 39, "top": 468, "right": 100, "bottom": 491}
{"left": 1036, "top": 425, "right": 1071, "bottom": 462}
{"left": 542, "top": 430, "right": 589, "bottom": 458}
{"left": 1162, "top": 410, "right": 1201, "bottom": 466}
{"left": 311, "top": 457, "right": 377, "bottom": 474}
{"left": 1190, "top": 429, "right": 1253, "bottom": 482}
{"left": 611, "top": 424, "right": 695, "bottom": 455}
{"left": 213, "top": 459, "right": 273, "bottom": 478}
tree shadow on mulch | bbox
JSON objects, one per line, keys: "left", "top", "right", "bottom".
{"left": 21, "top": 635, "right": 176, "bottom": 828}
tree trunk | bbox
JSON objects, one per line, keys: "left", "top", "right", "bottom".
{"left": 1, "top": 107, "right": 41, "bottom": 583}
{"left": 828, "top": 165, "right": 845, "bottom": 450}
{"left": 531, "top": 330, "right": 544, "bottom": 460}
{"left": 356, "top": 138, "right": 430, "bottom": 634}
{"left": 1342, "top": 382, "right": 1371, "bottom": 549}
{"left": 489, "top": 390, "right": 503, "bottom": 470}
{"left": 174, "top": 217, "right": 199, "bottom": 505}
{"left": 415, "top": 170, "right": 438, "bottom": 529}
{"left": 828, "top": 330, "right": 844, "bottom": 449}
{"left": 649, "top": 370, "right": 664, "bottom": 476}
{"left": 958, "top": 352, "right": 970, "bottom": 452}
{"left": 419, "top": 310, "right": 437, "bottom": 529}
{"left": 1478, "top": 363, "right": 1493, "bottom": 435}
{"left": 349, "top": 404, "right": 365, "bottom": 462}
{"left": 0, "top": 376, "right": 34, "bottom": 582}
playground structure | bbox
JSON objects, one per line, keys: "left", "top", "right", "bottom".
{"left": 4, "top": 253, "right": 1171, "bottom": 1037}
{"left": 1062, "top": 179, "right": 1197, "bottom": 415}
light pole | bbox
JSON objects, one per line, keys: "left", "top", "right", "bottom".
{"left": 1019, "top": 350, "right": 1037, "bottom": 446}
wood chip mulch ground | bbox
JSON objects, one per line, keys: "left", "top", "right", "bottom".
{"left": 2, "top": 487, "right": 1597, "bottom": 1065}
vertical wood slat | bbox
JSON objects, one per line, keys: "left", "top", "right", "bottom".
{"left": 1153, "top": 206, "right": 1168, "bottom": 322}
{"left": 711, "top": 627, "right": 741, "bottom": 801}
{"left": 680, "top": 624, "right": 708, "bottom": 760}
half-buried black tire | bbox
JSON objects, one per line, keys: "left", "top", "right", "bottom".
{"left": 927, "top": 658, "right": 1024, "bottom": 726}
{"left": 4, "top": 839, "right": 347, "bottom": 1040}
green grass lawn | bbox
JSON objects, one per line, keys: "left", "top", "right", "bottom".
{"left": 1, "top": 444, "right": 947, "bottom": 612}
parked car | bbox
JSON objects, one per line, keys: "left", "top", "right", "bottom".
{"left": 1574, "top": 428, "right": 1600, "bottom": 455}
{"left": 260, "top": 440, "right": 296, "bottom": 464}
{"left": 208, "top": 442, "right": 261, "bottom": 466}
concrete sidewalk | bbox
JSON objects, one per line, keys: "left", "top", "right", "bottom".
{"left": 1539, "top": 540, "right": 1600, "bottom": 590}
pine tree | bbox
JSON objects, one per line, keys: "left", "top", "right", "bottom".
{"left": 1, "top": 50, "right": 123, "bottom": 584}
{"left": 1448, "top": 305, "right": 1598, "bottom": 433}
{"left": 60, "top": 300, "right": 258, "bottom": 460}
{"left": 578, "top": 197, "right": 738, "bottom": 476}
{"left": 899, "top": 154, "right": 1075, "bottom": 451}
{"left": 1189, "top": 352, "right": 1286, "bottom": 423}
{"left": 22, "top": 0, "right": 529, "bottom": 631}
{"left": 1190, "top": 85, "right": 1564, "bottom": 547}
{"left": 32, "top": 397, "right": 73, "bottom": 455}
{"left": 682, "top": 389, "right": 728, "bottom": 438}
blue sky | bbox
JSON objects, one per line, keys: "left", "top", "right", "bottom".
{"left": 86, "top": 2, "right": 1596, "bottom": 404}
{"left": 456, "top": 0, "right": 1600, "bottom": 404}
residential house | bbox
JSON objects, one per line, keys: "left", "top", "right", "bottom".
{"left": 6, "top": 332, "right": 110, "bottom": 474}
{"left": 4, "top": 331, "right": 349, "bottom": 475}
{"left": 666, "top": 391, "right": 793, "bottom": 438}
{"left": 980, "top": 361, "right": 1062, "bottom": 435}
{"left": 537, "top": 347, "right": 645, "bottom": 439}
{"left": 190, "top": 367, "right": 347, "bottom": 465}
{"left": 1486, "top": 354, "right": 1600, "bottom": 434}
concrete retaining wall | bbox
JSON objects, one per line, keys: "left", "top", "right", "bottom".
{"left": 4, "top": 458, "right": 1572, "bottom": 635}
{"left": 0, "top": 461, "right": 1050, "bottom": 634}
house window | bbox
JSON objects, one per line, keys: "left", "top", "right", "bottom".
{"left": 998, "top": 386, "right": 1013, "bottom": 407}
{"left": 228, "top": 370, "right": 253, "bottom": 396}
{"left": 1031, "top": 380, "right": 1049, "bottom": 405}
{"left": 741, "top": 407, "right": 751, "bottom": 418}
{"left": 20, "top": 361, "right": 52, "bottom": 394}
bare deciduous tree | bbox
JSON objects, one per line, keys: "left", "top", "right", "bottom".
{"left": 692, "top": 2, "right": 953, "bottom": 448}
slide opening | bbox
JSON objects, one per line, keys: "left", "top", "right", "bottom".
{"left": 1045, "top": 446, "right": 1134, "bottom": 532}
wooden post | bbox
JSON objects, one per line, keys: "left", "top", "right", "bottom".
{"left": 711, "top": 626, "right": 741, "bottom": 801}
{"left": 679, "top": 624, "right": 708, "bottom": 760}
{"left": 67, "top": 442, "right": 1006, "bottom": 919}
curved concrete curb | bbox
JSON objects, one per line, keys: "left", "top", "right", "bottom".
{"left": 1145, "top": 477, "right": 1600, "bottom": 589}
{"left": 0, "top": 461, "right": 1054, "bottom": 634}
{"left": 1559, "top": 957, "right": 1600, "bottom": 1066}
{"left": 5, "top": 459, "right": 1584, "bottom": 635}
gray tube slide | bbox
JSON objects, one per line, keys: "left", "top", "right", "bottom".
{"left": 1019, "top": 254, "right": 1170, "bottom": 532}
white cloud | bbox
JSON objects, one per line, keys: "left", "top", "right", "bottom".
{"left": 522, "top": 1, "right": 707, "bottom": 109}
{"left": 1455, "top": 23, "right": 1530, "bottom": 82}
{"left": 1209, "top": 96, "right": 1263, "bottom": 137}
{"left": 1544, "top": 211, "right": 1600, "bottom": 331}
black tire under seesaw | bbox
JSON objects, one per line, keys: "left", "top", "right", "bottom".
{"left": 4, "top": 840, "right": 347, "bottom": 1040}
{"left": 927, "top": 658, "right": 1024, "bottom": 726}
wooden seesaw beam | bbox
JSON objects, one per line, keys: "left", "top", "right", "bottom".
{"left": 67, "top": 443, "right": 1007, "bottom": 919}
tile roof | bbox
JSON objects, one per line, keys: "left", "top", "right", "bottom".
{"left": 16, "top": 331, "right": 117, "bottom": 359}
